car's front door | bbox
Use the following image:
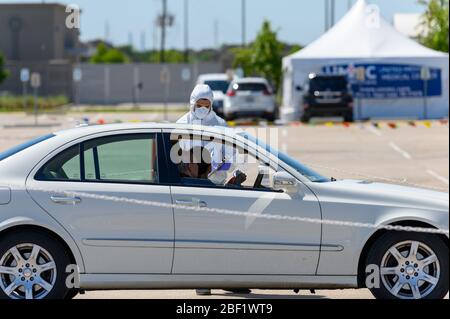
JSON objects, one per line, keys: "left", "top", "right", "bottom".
{"left": 165, "top": 132, "right": 322, "bottom": 275}
{"left": 27, "top": 131, "right": 175, "bottom": 274}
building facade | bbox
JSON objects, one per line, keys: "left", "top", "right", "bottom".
{"left": 0, "top": 3, "right": 80, "bottom": 62}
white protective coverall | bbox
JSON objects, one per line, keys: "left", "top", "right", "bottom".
{"left": 176, "top": 84, "right": 233, "bottom": 185}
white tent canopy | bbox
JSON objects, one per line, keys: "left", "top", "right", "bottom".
{"left": 282, "top": 0, "right": 449, "bottom": 121}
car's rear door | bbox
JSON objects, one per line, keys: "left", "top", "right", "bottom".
{"left": 164, "top": 131, "right": 322, "bottom": 275}
{"left": 26, "top": 130, "right": 175, "bottom": 274}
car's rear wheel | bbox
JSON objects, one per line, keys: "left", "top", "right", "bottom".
{"left": 366, "top": 232, "right": 448, "bottom": 299}
{"left": 0, "top": 230, "right": 72, "bottom": 300}
{"left": 264, "top": 112, "right": 276, "bottom": 122}
{"left": 343, "top": 111, "right": 354, "bottom": 122}
{"left": 225, "top": 113, "right": 235, "bottom": 121}
{"left": 300, "top": 113, "right": 311, "bottom": 123}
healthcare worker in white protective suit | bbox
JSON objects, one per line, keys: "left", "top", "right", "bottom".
{"left": 177, "top": 84, "right": 227, "bottom": 127}
{"left": 177, "top": 84, "right": 232, "bottom": 186}
{"left": 177, "top": 85, "right": 252, "bottom": 297}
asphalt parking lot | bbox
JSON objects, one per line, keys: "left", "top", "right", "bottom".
{"left": 0, "top": 112, "right": 448, "bottom": 299}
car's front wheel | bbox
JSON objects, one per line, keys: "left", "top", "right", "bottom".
{"left": 366, "top": 232, "right": 448, "bottom": 299}
{"left": 0, "top": 230, "right": 72, "bottom": 300}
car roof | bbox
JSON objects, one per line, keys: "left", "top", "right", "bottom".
{"left": 197, "top": 73, "right": 230, "bottom": 82}
{"left": 54, "top": 122, "right": 244, "bottom": 140}
{"left": 233, "top": 77, "right": 268, "bottom": 84}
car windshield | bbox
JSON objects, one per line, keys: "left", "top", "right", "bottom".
{"left": 204, "top": 80, "right": 230, "bottom": 93}
{"left": 0, "top": 134, "right": 55, "bottom": 162}
{"left": 238, "top": 132, "right": 330, "bottom": 183}
{"left": 310, "top": 77, "right": 347, "bottom": 91}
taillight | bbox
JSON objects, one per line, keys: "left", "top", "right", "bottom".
{"left": 263, "top": 89, "right": 272, "bottom": 96}
{"left": 227, "top": 90, "right": 236, "bottom": 97}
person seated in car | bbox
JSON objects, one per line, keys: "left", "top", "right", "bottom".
{"left": 179, "top": 147, "right": 248, "bottom": 188}
{"left": 178, "top": 147, "right": 215, "bottom": 187}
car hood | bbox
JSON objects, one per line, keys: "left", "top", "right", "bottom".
{"left": 312, "top": 180, "right": 449, "bottom": 212}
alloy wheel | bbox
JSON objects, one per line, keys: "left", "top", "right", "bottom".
{"left": 380, "top": 240, "right": 440, "bottom": 299}
{"left": 0, "top": 243, "right": 57, "bottom": 299}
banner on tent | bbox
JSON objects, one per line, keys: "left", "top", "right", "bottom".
{"left": 322, "top": 63, "right": 442, "bottom": 99}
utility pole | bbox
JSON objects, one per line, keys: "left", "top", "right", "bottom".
{"left": 104, "top": 20, "right": 110, "bottom": 42}
{"left": 242, "top": 0, "right": 246, "bottom": 46}
{"left": 128, "top": 32, "right": 133, "bottom": 48}
{"left": 330, "top": 0, "right": 335, "bottom": 27}
{"left": 141, "top": 31, "right": 146, "bottom": 51}
{"left": 160, "top": 0, "right": 168, "bottom": 63}
{"left": 325, "top": 0, "right": 329, "bottom": 31}
{"left": 184, "top": 0, "right": 189, "bottom": 63}
{"left": 214, "top": 19, "right": 219, "bottom": 49}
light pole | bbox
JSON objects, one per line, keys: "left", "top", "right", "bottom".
{"left": 160, "top": 0, "right": 168, "bottom": 63}
{"left": 330, "top": 0, "right": 335, "bottom": 27}
{"left": 242, "top": 0, "right": 246, "bottom": 46}
{"left": 184, "top": 0, "right": 189, "bottom": 63}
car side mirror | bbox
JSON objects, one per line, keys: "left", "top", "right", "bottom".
{"left": 273, "top": 171, "right": 299, "bottom": 194}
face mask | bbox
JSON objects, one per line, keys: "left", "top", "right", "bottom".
{"left": 194, "top": 106, "right": 210, "bottom": 120}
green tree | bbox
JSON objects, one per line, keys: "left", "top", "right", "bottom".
{"left": 231, "top": 47, "right": 254, "bottom": 76}
{"left": 419, "top": 0, "right": 449, "bottom": 52}
{"left": 251, "top": 21, "right": 284, "bottom": 91}
{"left": 0, "top": 53, "right": 8, "bottom": 84}
{"left": 148, "top": 50, "right": 186, "bottom": 63}
{"left": 232, "top": 20, "right": 284, "bottom": 91}
{"left": 90, "top": 43, "right": 129, "bottom": 64}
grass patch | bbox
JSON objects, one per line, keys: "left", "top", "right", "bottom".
{"left": 0, "top": 95, "right": 69, "bottom": 112}
{"left": 70, "top": 107, "right": 187, "bottom": 114}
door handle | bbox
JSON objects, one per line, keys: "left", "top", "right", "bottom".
{"left": 175, "top": 199, "right": 207, "bottom": 208}
{"left": 50, "top": 195, "right": 82, "bottom": 205}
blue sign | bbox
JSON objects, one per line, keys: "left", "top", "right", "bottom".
{"left": 322, "top": 63, "right": 442, "bottom": 99}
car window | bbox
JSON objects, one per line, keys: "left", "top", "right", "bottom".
{"left": 232, "top": 82, "right": 268, "bottom": 92}
{"left": 0, "top": 134, "right": 55, "bottom": 162}
{"left": 204, "top": 80, "right": 230, "bottom": 94}
{"left": 36, "top": 144, "right": 81, "bottom": 181}
{"left": 83, "top": 134, "right": 158, "bottom": 183}
{"left": 170, "top": 136, "right": 280, "bottom": 192}
{"left": 309, "top": 77, "right": 347, "bottom": 91}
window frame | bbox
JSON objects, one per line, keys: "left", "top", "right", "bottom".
{"left": 161, "top": 132, "right": 284, "bottom": 193}
{"left": 35, "top": 133, "right": 166, "bottom": 186}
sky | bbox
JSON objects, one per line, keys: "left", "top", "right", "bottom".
{"left": 0, "top": 0, "right": 426, "bottom": 50}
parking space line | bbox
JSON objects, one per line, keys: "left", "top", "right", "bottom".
{"left": 389, "top": 142, "right": 412, "bottom": 160}
{"left": 365, "top": 125, "right": 383, "bottom": 137}
{"left": 427, "top": 170, "right": 450, "bottom": 186}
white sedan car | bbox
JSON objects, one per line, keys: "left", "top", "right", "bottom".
{"left": 0, "top": 123, "right": 448, "bottom": 300}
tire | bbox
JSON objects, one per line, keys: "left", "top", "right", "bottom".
{"left": 0, "top": 230, "right": 72, "bottom": 300}
{"left": 65, "top": 289, "right": 79, "bottom": 300}
{"left": 264, "top": 113, "right": 276, "bottom": 122}
{"left": 225, "top": 113, "right": 235, "bottom": 121}
{"left": 366, "top": 231, "right": 448, "bottom": 300}
{"left": 300, "top": 113, "right": 311, "bottom": 123}
{"left": 343, "top": 111, "right": 354, "bottom": 122}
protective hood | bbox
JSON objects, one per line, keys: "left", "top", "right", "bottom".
{"left": 190, "top": 84, "right": 214, "bottom": 113}
{"left": 177, "top": 84, "right": 227, "bottom": 126}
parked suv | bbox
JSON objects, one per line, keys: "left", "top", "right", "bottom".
{"left": 224, "top": 78, "right": 277, "bottom": 121}
{"left": 301, "top": 74, "right": 354, "bottom": 123}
